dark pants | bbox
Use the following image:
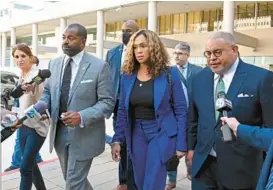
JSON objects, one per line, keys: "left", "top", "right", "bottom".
{"left": 192, "top": 155, "right": 255, "bottom": 190}
{"left": 19, "top": 126, "right": 46, "bottom": 190}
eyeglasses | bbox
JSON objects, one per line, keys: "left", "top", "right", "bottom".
{"left": 173, "top": 52, "right": 188, "bottom": 56}
{"left": 203, "top": 49, "right": 223, "bottom": 58}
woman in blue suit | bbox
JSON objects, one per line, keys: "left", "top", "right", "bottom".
{"left": 111, "top": 29, "right": 188, "bottom": 190}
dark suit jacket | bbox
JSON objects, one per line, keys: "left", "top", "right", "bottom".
{"left": 187, "top": 59, "right": 273, "bottom": 189}
{"left": 237, "top": 125, "right": 273, "bottom": 190}
{"left": 113, "top": 67, "right": 188, "bottom": 163}
{"left": 105, "top": 44, "right": 124, "bottom": 100}
{"left": 178, "top": 63, "right": 202, "bottom": 101}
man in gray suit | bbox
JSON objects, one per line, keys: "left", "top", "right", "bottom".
{"left": 166, "top": 42, "right": 202, "bottom": 190}
{"left": 40, "top": 23, "right": 115, "bottom": 190}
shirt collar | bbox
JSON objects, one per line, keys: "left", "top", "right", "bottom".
{"left": 65, "top": 50, "right": 84, "bottom": 66}
{"left": 214, "top": 57, "right": 239, "bottom": 81}
{"left": 177, "top": 62, "right": 188, "bottom": 69}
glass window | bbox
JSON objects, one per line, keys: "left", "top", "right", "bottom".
{"left": 258, "top": 2, "right": 268, "bottom": 17}
{"left": 209, "top": 10, "right": 217, "bottom": 31}
{"left": 246, "top": 4, "right": 255, "bottom": 18}
{"left": 136, "top": 18, "right": 147, "bottom": 29}
{"left": 159, "top": 16, "right": 166, "bottom": 35}
{"left": 165, "top": 15, "right": 172, "bottom": 34}
{"left": 105, "top": 23, "right": 116, "bottom": 39}
{"left": 187, "top": 12, "right": 194, "bottom": 33}
{"left": 173, "top": 14, "right": 180, "bottom": 34}
{"left": 180, "top": 13, "right": 186, "bottom": 33}
{"left": 159, "top": 15, "right": 172, "bottom": 35}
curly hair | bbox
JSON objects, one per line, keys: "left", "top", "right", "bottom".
{"left": 122, "top": 29, "right": 170, "bottom": 77}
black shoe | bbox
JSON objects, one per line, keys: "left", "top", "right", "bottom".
{"left": 4, "top": 166, "right": 18, "bottom": 172}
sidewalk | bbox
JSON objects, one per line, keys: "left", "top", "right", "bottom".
{"left": 1, "top": 145, "right": 191, "bottom": 190}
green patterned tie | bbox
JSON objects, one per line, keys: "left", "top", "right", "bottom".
{"left": 215, "top": 76, "right": 225, "bottom": 120}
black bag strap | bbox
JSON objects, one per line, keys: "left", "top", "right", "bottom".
{"left": 167, "top": 67, "right": 174, "bottom": 109}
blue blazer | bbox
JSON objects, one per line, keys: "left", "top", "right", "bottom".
{"left": 187, "top": 59, "right": 273, "bottom": 189}
{"left": 237, "top": 125, "right": 273, "bottom": 190}
{"left": 112, "top": 67, "right": 188, "bottom": 163}
{"left": 106, "top": 44, "right": 124, "bottom": 100}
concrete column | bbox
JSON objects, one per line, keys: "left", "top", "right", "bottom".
{"left": 148, "top": 1, "right": 157, "bottom": 32}
{"left": 254, "top": 2, "right": 258, "bottom": 29}
{"left": 32, "top": 23, "right": 38, "bottom": 56}
{"left": 58, "top": 18, "right": 67, "bottom": 54}
{"left": 1, "top": 32, "right": 7, "bottom": 66}
{"left": 10, "top": 28, "right": 16, "bottom": 67}
{"left": 96, "top": 10, "right": 104, "bottom": 59}
{"left": 223, "top": 1, "right": 235, "bottom": 34}
{"left": 0, "top": 33, "right": 2, "bottom": 66}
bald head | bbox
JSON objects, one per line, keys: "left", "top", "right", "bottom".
{"left": 207, "top": 32, "right": 235, "bottom": 46}
{"left": 121, "top": 20, "right": 139, "bottom": 45}
{"left": 122, "top": 20, "right": 139, "bottom": 33}
{"left": 205, "top": 31, "right": 239, "bottom": 75}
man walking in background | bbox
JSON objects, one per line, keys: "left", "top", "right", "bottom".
{"left": 166, "top": 42, "right": 202, "bottom": 190}
{"left": 106, "top": 20, "right": 139, "bottom": 190}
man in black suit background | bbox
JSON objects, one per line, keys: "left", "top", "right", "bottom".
{"left": 166, "top": 42, "right": 202, "bottom": 190}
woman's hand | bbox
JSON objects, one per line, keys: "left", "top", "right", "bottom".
{"left": 176, "top": 151, "right": 187, "bottom": 159}
{"left": 21, "top": 83, "right": 35, "bottom": 93}
{"left": 111, "top": 143, "right": 121, "bottom": 162}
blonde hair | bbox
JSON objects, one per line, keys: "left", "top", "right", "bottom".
{"left": 122, "top": 29, "right": 170, "bottom": 77}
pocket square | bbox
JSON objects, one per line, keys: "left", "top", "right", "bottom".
{"left": 237, "top": 93, "right": 253, "bottom": 98}
{"left": 80, "top": 79, "right": 93, "bottom": 84}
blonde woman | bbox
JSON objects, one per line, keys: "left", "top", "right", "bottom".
{"left": 111, "top": 30, "right": 188, "bottom": 190}
{"left": 12, "top": 43, "right": 49, "bottom": 190}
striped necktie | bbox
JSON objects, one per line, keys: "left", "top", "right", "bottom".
{"left": 215, "top": 76, "right": 225, "bottom": 120}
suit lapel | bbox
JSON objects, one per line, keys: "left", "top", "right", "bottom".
{"left": 56, "top": 56, "right": 66, "bottom": 98}
{"left": 112, "top": 44, "right": 123, "bottom": 67}
{"left": 68, "top": 53, "right": 91, "bottom": 105}
{"left": 226, "top": 61, "right": 247, "bottom": 102}
{"left": 154, "top": 73, "right": 167, "bottom": 111}
{"left": 177, "top": 68, "right": 187, "bottom": 87}
{"left": 205, "top": 69, "right": 217, "bottom": 124}
{"left": 125, "top": 73, "right": 136, "bottom": 111}
{"left": 187, "top": 63, "right": 193, "bottom": 82}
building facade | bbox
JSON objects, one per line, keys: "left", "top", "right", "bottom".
{"left": 0, "top": 1, "right": 273, "bottom": 70}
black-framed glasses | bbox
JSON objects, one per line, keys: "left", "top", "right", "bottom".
{"left": 173, "top": 52, "right": 188, "bottom": 56}
{"left": 203, "top": 49, "right": 223, "bottom": 58}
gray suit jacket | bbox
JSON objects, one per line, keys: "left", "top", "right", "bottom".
{"left": 40, "top": 52, "right": 115, "bottom": 161}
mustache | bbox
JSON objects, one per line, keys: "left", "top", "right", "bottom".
{"left": 62, "top": 45, "right": 70, "bottom": 48}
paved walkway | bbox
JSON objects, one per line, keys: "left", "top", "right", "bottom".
{"left": 1, "top": 145, "right": 191, "bottom": 190}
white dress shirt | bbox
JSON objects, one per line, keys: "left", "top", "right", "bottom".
{"left": 177, "top": 62, "right": 188, "bottom": 79}
{"left": 61, "top": 50, "right": 85, "bottom": 127}
{"left": 62, "top": 50, "right": 84, "bottom": 88}
{"left": 210, "top": 57, "right": 239, "bottom": 157}
{"left": 120, "top": 45, "right": 126, "bottom": 66}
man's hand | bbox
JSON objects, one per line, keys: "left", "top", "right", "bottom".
{"left": 220, "top": 117, "right": 240, "bottom": 136}
{"left": 176, "top": 151, "right": 187, "bottom": 159}
{"left": 111, "top": 143, "right": 121, "bottom": 162}
{"left": 186, "top": 150, "right": 194, "bottom": 166}
{"left": 61, "top": 111, "right": 81, "bottom": 126}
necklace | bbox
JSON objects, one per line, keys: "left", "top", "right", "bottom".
{"left": 139, "top": 83, "right": 143, "bottom": 87}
